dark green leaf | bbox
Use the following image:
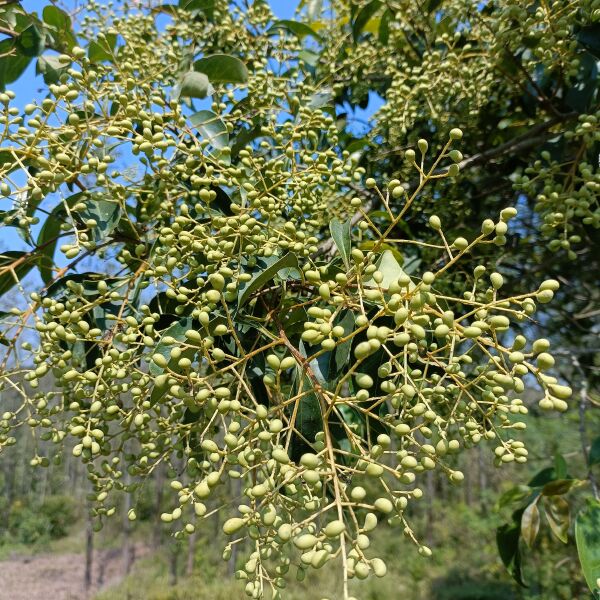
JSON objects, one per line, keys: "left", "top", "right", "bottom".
{"left": 79, "top": 199, "right": 121, "bottom": 242}
{"left": 0, "top": 39, "right": 31, "bottom": 89}
{"left": 329, "top": 217, "right": 351, "bottom": 268}
{"left": 575, "top": 500, "right": 600, "bottom": 595}
{"left": 521, "top": 501, "right": 540, "bottom": 548}
{"left": 36, "top": 194, "right": 82, "bottom": 284}
{"left": 88, "top": 34, "right": 117, "bottom": 63}
{"left": 590, "top": 436, "right": 600, "bottom": 467}
{"left": 577, "top": 24, "right": 600, "bottom": 59}
{"left": 497, "top": 510, "right": 526, "bottom": 587}
{"left": 194, "top": 53, "right": 248, "bottom": 84}
{"left": 0, "top": 251, "right": 36, "bottom": 297}
{"left": 268, "top": 20, "right": 322, "bottom": 40}
{"left": 378, "top": 9, "right": 390, "bottom": 44}
{"left": 237, "top": 253, "right": 298, "bottom": 308}
{"left": 542, "top": 478, "right": 578, "bottom": 496}
{"left": 352, "top": 0, "right": 382, "bottom": 41}
{"left": 528, "top": 466, "right": 557, "bottom": 488}
{"left": 15, "top": 25, "right": 44, "bottom": 57}
{"left": 333, "top": 309, "right": 355, "bottom": 374}
{"left": 178, "top": 70, "right": 210, "bottom": 99}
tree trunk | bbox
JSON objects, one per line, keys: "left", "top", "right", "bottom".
{"left": 186, "top": 530, "right": 197, "bottom": 576}
{"left": 84, "top": 506, "right": 94, "bottom": 592}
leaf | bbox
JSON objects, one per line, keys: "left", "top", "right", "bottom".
{"left": 333, "top": 309, "right": 355, "bottom": 374}
{"left": 268, "top": 20, "right": 322, "bottom": 40}
{"left": 36, "top": 193, "right": 82, "bottom": 284}
{"left": 542, "top": 478, "right": 578, "bottom": 496}
{"left": 590, "top": 436, "right": 600, "bottom": 467}
{"left": 378, "top": 9, "right": 391, "bottom": 44}
{"left": 15, "top": 25, "right": 44, "bottom": 57}
{"left": 545, "top": 496, "right": 570, "bottom": 543}
{"left": 528, "top": 466, "right": 557, "bottom": 488}
{"left": 575, "top": 500, "right": 600, "bottom": 595}
{"left": 497, "top": 511, "right": 526, "bottom": 587}
{"left": 36, "top": 54, "right": 67, "bottom": 85}
{"left": 554, "top": 453, "right": 568, "bottom": 479}
{"left": 237, "top": 253, "right": 298, "bottom": 308}
{"left": 149, "top": 316, "right": 194, "bottom": 376}
{"left": 521, "top": 501, "right": 540, "bottom": 548}
{"left": 42, "top": 5, "right": 71, "bottom": 31}
{"left": 364, "top": 249, "right": 415, "bottom": 291}
{"left": 352, "top": 0, "right": 382, "bottom": 41}
{"left": 189, "top": 110, "right": 229, "bottom": 150}
{"left": 177, "top": 70, "right": 209, "bottom": 99}
{"left": 88, "top": 33, "right": 117, "bottom": 63}
{"left": 0, "top": 39, "right": 31, "bottom": 89}
{"left": 329, "top": 217, "right": 351, "bottom": 268}
{"left": 0, "top": 251, "right": 36, "bottom": 297}
{"left": 577, "top": 24, "right": 600, "bottom": 59}
{"left": 194, "top": 54, "right": 248, "bottom": 84}
{"left": 79, "top": 199, "right": 121, "bottom": 242}
{"left": 496, "top": 485, "right": 533, "bottom": 510}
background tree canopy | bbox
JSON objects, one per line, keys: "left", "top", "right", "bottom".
{"left": 0, "top": 1, "right": 598, "bottom": 599}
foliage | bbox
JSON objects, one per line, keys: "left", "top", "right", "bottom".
{"left": 3, "top": 494, "right": 77, "bottom": 545}
{"left": 0, "top": 1, "right": 598, "bottom": 599}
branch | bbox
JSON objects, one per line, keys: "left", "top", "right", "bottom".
{"left": 318, "top": 111, "right": 578, "bottom": 256}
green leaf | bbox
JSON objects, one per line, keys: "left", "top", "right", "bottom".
{"left": 545, "top": 496, "right": 570, "bottom": 543}
{"left": 88, "top": 34, "right": 117, "bottom": 63}
{"left": 378, "top": 9, "right": 391, "bottom": 44}
{"left": 36, "top": 54, "right": 67, "bottom": 85}
{"left": 149, "top": 316, "right": 194, "bottom": 376}
{"left": 577, "top": 24, "right": 600, "bottom": 59}
{"left": 575, "top": 500, "right": 600, "bottom": 595}
{"left": 36, "top": 193, "right": 82, "bottom": 284}
{"left": 521, "top": 501, "right": 540, "bottom": 548}
{"left": 590, "top": 436, "right": 600, "bottom": 467}
{"left": 0, "top": 251, "right": 36, "bottom": 297}
{"left": 329, "top": 217, "right": 351, "bottom": 268}
{"left": 497, "top": 511, "right": 526, "bottom": 587}
{"left": 189, "top": 110, "right": 229, "bottom": 150}
{"left": 177, "top": 70, "right": 210, "bottom": 99}
{"left": 15, "top": 25, "right": 44, "bottom": 57}
{"left": 194, "top": 54, "right": 248, "bottom": 84}
{"left": 43, "top": 6, "right": 71, "bottom": 31}
{"left": 542, "top": 478, "right": 578, "bottom": 496}
{"left": 333, "top": 309, "right": 355, "bottom": 374}
{"left": 237, "top": 253, "right": 298, "bottom": 308}
{"left": 495, "top": 485, "right": 532, "bottom": 510}
{"left": 268, "top": 20, "right": 322, "bottom": 40}
{"left": 364, "top": 249, "right": 415, "bottom": 291}
{"left": 0, "top": 39, "right": 32, "bottom": 89}
{"left": 79, "top": 199, "right": 121, "bottom": 242}
{"left": 352, "top": 0, "right": 382, "bottom": 41}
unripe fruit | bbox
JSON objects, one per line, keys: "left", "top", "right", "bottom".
{"left": 374, "top": 498, "right": 394, "bottom": 514}
{"left": 223, "top": 517, "right": 246, "bottom": 535}
{"left": 294, "top": 534, "right": 318, "bottom": 550}
{"left": 449, "top": 128, "right": 463, "bottom": 140}
{"left": 324, "top": 520, "right": 346, "bottom": 537}
{"left": 363, "top": 512, "right": 378, "bottom": 532}
{"left": 300, "top": 453, "right": 320, "bottom": 469}
{"left": 537, "top": 352, "right": 555, "bottom": 370}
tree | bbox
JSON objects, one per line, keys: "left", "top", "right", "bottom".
{"left": 0, "top": 1, "right": 598, "bottom": 598}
